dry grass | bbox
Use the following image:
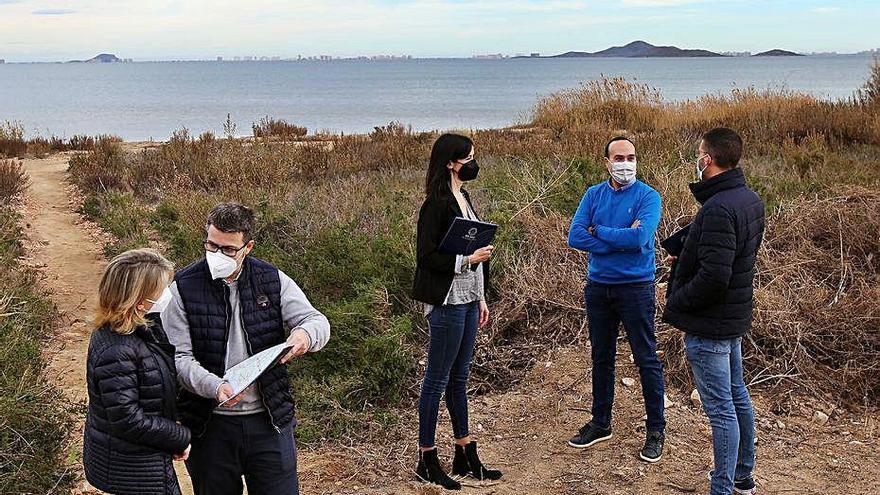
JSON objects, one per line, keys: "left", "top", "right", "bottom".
{"left": 0, "top": 121, "right": 27, "bottom": 159}
{"left": 252, "top": 116, "right": 308, "bottom": 140}
{"left": 0, "top": 159, "right": 27, "bottom": 201}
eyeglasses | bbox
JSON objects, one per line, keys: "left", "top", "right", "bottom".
{"left": 204, "top": 239, "right": 248, "bottom": 257}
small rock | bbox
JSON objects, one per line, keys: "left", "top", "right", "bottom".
{"left": 664, "top": 394, "right": 677, "bottom": 409}
{"left": 477, "top": 423, "right": 483, "bottom": 431}
{"left": 776, "top": 419, "right": 786, "bottom": 429}
{"left": 628, "top": 354, "right": 634, "bottom": 363}
{"left": 813, "top": 410, "right": 830, "bottom": 425}
{"left": 621, "top": 377, "right": 636, "bottom": 387}
{"left": 690, "top": 389, "right": 702, "bottom": 408}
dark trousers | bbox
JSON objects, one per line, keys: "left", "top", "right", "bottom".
{"left": 185, "top": 412, "right": 298, "bottom": 495}
{"left": 418, "top": 301, "right": 479, "bottom": 448}
{"left": 585, "top": 281, "right": 666, "bottom": 432}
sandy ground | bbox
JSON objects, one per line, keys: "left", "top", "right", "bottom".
{"left": 18, "top": 153, "right": 880, "bottom": 495}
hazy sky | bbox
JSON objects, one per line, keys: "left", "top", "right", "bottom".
{"left": 1, "top": 0, "right": 878, "bottom": 61}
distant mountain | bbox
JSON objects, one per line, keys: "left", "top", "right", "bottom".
{"left": 753, "top": 49, "right": 803, "bottom": 57}
{"left": 68, "top": 53, "right": 123, "bottom": 63}
{"left": 546, "top": 41, "right": 724, "bottom": 58}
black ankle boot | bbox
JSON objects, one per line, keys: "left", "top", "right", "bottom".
{"left": 416, "top": 448, "right": 461, "bottom": 490}
{"left": 452, "top": 441, "right": 503, "bottom": 481}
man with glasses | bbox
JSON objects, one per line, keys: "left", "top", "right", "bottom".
{"left": 163, "top": 202, "right": 330, "bottom": 495}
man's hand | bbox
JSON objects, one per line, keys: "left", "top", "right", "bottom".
{"left": 280, "top": 328, "right": 310, "bottom": 364}
{"left": 173, "top": 444, "right": 191, "bottom": 461}
{"left": 631, "top": 219, "right": 641, "bottom": 228}
{"left": 478, "top": 300, "right": 490, "bottom": 329}
{"left": 663, "top": 255, "right": 678, "bottom": 265}
{"left": 216, "top": 381, "right": 243, "bottom": 408}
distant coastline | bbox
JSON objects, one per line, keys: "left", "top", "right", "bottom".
{"left": 2, "top": 42, "right": 878, "bottom": 64}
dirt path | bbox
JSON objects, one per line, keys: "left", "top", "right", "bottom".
{"left": 20, "top": 154, "right": 195, "bottom": 495}
{"left": 304, "top": 347, "right": 880, "bottom": 495}
{"left": 18, "top": 153, "right": 880, "bottom": 495}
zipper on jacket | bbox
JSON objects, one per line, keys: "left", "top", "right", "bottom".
{"left": 239, "top": 287, "right": 282, "bottom": 434}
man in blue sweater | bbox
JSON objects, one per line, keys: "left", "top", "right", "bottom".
{"left": 566, "top": 136, "right": 666, "bottom": 462}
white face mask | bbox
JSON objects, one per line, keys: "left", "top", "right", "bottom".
{"left": 609, "top": 160, "right": 637, "bottom": 185}
{"left": 147, "top": 287, "right": 173, "bottom": 314}
{"left": 695, "top": 154, "right": 709, "bottom": 182}
{"left": 206, "top": 250, "right": 240, "bottom": 280}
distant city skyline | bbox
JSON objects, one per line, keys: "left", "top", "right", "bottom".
{"left": 1, "top": 0, "right": 878, "bottom": 62}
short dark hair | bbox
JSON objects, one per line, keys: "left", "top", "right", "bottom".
{"left": 206, "top": 202, "right": 255, "bottom": 241}
{"left": 604, "top": 136, "right": 634, "bottom": 158}
{"left": 702, "top": 127, "right": 743, "bottom": 169}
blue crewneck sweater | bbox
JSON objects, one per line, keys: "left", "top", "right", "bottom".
{"left": 568, "top": 179, "right": 661, "bottom": 284}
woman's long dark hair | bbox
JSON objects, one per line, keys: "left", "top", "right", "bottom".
{"left": 425, "top": 133, "right": 473, "bottom": 199}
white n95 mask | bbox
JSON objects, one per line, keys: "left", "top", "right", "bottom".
{"left": 610, "top": 160, "right": 637, "bottom": 185}
{"left": 147, "top": 287, "right": 173, "bottom": 314}
{"left": 206, "top": 250, "right": 239, "bottom": 280}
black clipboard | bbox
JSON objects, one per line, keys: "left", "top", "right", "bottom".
{"left": 438, "top": 217, "right": 498, "bottom": 255}
{"left": 660, "top": 224, "right": 691, "bottom": 257}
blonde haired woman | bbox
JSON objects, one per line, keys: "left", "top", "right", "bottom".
{"left": 83, "top": 249, "right": 191, "bottom": 495}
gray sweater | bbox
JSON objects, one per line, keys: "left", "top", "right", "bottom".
{"left": 163, "top": 268, "right": 330, "bottom": 415}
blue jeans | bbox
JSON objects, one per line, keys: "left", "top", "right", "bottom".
{"left": 685, "top": 334, "right": 756, "bottom": 495}
{"left": 418, "top": 301, "right": 479, "bottom": 448}
{"left": 585, "top": 281, "right": 666, "bottom": 432}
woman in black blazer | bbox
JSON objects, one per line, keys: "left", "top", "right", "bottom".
{"left": 83, "top": 249, "right": 191, "bottom": 495}
{"left": 412, "top": 133, "right": 502, "bottom": 490}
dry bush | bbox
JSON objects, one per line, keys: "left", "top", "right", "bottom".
{"left": 252, "top": 116, "right": 308, "bottom": 140}
{"left": 531, "top": 76, "right": 880, "bottom": 162}
{"left": 0, "top": 121, "right": 27, "bottom": 159}
{"left": 67, "top": 137, "right": 129, "bottom": 192}
{"left": 0, "top": 160, "right": 27, "bottom": 201}
{"left": 661, "top": 190, "right": 880, "bottom": 408}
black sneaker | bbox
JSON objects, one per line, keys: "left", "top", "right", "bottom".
{"left": 707, "top": 470, "right": 757, "bottom": 495}
{"left": 639, "top": 430, "right": 664, "bottom": 462}
{"left": 568, "top": 422, "right": 612, "bottom": 448}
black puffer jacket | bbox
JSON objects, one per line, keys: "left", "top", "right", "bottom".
{"left": 83, "top": 315, "right": 190, "bottom": 494}
{"left": 663, "top": 168, "right": 765, "bottom": 339}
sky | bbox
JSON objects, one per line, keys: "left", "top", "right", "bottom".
{"left": 0, "top": 0, "right": 878, "bottom": 61}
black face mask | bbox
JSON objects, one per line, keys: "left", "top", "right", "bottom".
{"left": 456, "top": 159, "right": 480, "bottom": 181}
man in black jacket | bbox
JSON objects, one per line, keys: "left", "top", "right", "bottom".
{"left": 663, "top": 128, "right": 764, "bottom": 495}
